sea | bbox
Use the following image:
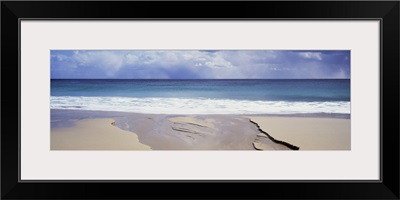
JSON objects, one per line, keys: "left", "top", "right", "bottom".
{"left": 50, "top": 79, "right": 350, "bottom": 115}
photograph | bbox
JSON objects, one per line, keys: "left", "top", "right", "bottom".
{"left": 3, "top": 0, "right": 398, "bottom": 199}
{"left": 51, "top": 50, "right": 351, "bottom": 151}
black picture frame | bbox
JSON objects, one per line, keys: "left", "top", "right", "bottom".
{"left": 2, "top": 1, "right": 399, "bottom": 199}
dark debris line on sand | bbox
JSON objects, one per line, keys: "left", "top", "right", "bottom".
{"left": 249, "top": 120, "right": 300, "bottom": 150}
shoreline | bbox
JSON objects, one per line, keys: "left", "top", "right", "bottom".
{"left": 51, "top": 109, "right": 350, "bottom": 150}
{"left": 51, "top": 109, "right": 350, "bottom": 119}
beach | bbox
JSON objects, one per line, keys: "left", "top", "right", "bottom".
{"left": 50, "top": 79, "right": 350, "bottom": 151}
{"left": 51, "top": 110, "right": 350, "bottom": 150}
{"left": 51, "top": 117, "right": 151, "bottom": 150}
{"left": 249, "top": 116, "right": 350, "bottom": 150}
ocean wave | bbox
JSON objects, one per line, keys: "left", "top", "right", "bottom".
{"left": 50, "top": 96, "right": 350, "bottom": 114}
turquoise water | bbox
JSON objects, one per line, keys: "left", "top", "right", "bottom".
{"left": 51, "top": 79, "right": 350, "bottom": 114}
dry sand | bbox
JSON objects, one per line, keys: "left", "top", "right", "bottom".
{"left": 51, "top": 118, "right": 151, "bottom": 150}
{"left": 248, "top": 116, "right": 351, "bottom": 150}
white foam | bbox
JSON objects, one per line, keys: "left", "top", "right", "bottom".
{"left": 50, "top": 96, "right": 350, "bottom": 115}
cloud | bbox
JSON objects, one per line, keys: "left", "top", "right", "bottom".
{"left": 298, "top": 52, "right": 323, "bottom": 60}
{"left": 51, "top": 50, "right": 350, "bottom": 79}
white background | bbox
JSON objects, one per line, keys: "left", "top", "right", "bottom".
{"left": 21, "top": 21, "right": 380, "bottom": 180}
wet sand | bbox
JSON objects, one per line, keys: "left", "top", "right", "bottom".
{"left": 113, "top": 114, "right": 289, "bottom": 150}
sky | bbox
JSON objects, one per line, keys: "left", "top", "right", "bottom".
{"left": 51, "top": 50, "right": 350, "bottom": 79}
